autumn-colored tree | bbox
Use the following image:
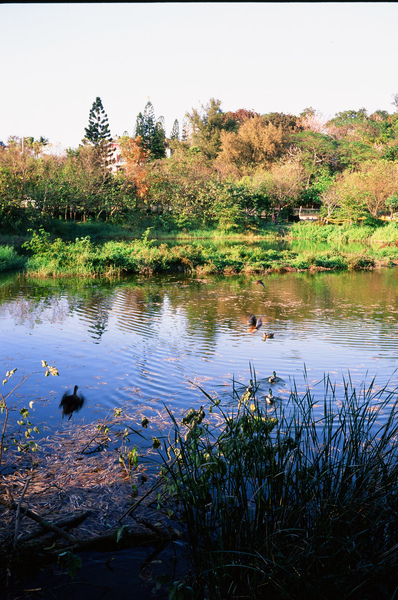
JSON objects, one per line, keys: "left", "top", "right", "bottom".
{"left": 217, "top": 116, "right": 284, "bottom": 174}
{"left": 332, "top": 160, "right": 398, "bottom": 221}
{"left": 119, "top": 136, "right": 149, "bottom": 198}
{"left": 263, "top": 161, "right": 306, "bottom": 217}
{"left": 224, "top": 109, "right": 259, "bottom": 128}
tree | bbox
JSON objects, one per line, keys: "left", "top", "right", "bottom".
{"left": 119, "top": 135, "right": 150, "bottom": 199}
{"left": 217, "top": 116, "right": 284, "bottom": 174}
{"left": 83, "top": 97, "right": 114, "bottom": 173}
{"left": 185, "top": 98, "right": 235, "bottom": 159}
{"left": 134, "top": 101, "right": 166, "bottom": 160}
{"left": 170, "top": 119, "right": 180, "bottom": 141}
{"left": 333, "top": 160, "right": 398, "bottom": 221}
{"left": 289, "top": 131, "right": 339, "bottom": 188}
{"left": 84, "top": 97, "right": 112, "bottom": 145}
{"left": 224, "top": 109, "right": 259, "bottom": 128}
{"left": 262, "top": 161, "right": 306, "bottom": 217}
{"left": 263, "top": 112, "right": 302, "bottom": 134}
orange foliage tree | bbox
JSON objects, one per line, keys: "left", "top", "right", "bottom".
{"left": 119, "top": 136, "right": 150, "bottom": 198}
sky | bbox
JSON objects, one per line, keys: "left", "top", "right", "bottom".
{"left": 1, "top": 2, "right": 398, "bottom": 152}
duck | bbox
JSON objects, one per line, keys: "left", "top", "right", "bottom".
{"left": 240, "top": 380, "right": 254, "bottom": 406}
{"left": 268, "top": 371, "right": 278, "bottom": 383}
{"left": 59, "top": 385, "right": 85, "bottom": 420}
{"left": 254, "top": 280, "right": 265, "bottom": 288}
{"left": 265, "top": 388, "right": 275, "bottom": 404}
{"left": 263, "top": 332, "right": 275, "bottom": 340}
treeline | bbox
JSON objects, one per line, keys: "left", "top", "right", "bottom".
{"left": 2, "top": 97, "right": 398, "bottom": 233}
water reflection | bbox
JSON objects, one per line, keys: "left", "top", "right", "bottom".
{"left": 1, "top": 269, "right": 398, "bottom": 435}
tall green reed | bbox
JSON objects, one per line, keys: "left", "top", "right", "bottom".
{"left": 157, "top": 372, "right": 398, "bottom": 599}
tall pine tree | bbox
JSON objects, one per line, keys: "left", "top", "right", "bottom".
{"left": 170, "top": 119, "right": 180, "bottom": 141}
{"left": 134, "top": 101, "right": 166, "bottom": 159}
{"left": 83, "top": 97, "right": 114, "bottom": 172}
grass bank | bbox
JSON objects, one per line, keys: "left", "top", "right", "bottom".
{"left": 1, "top": 223, "right": 398, "bottom": 277}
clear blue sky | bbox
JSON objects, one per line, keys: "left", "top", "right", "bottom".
{"left": 1, "top": 2, "right": 398, "bottom": 151}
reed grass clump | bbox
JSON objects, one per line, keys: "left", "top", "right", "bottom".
{"left": 158, "top": 374, "right": 398, "bottom": 599}
{"left": 0, "top": 245, "right": 25, "bottom": 271}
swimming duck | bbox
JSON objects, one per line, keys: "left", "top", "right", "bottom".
{"left": 59, "top": 385, "right": 85, "bottom": 420}
{"left": 240, "top": 380, "right": 254, "bottom": 406}
{"left": 265, "top": 388, "right": 275, "bottom": 404}
{"left": 263, "top": 332, "right": 275, "bottom": 340}
{"left": 268, "top": 371, "right": 278, "bottom": 383}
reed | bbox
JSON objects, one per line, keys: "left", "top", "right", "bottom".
{"left": 158, "top": 373, "right": 398, "bottom": 599}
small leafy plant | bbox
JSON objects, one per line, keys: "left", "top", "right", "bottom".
{"left": 0, "top": 361, "right": 59, "bottom": 472}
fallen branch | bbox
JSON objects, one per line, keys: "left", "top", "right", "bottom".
{"left": 0, "top": 496, "right": 78, "bottom": 545}
{"left": 14, "top": 476, "right": 31, "bottom": 548}
{"left": 16, "top": 509, "right": 94, "bottom": 544}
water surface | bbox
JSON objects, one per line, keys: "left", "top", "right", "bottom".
{"left": 1, "top": 268, "right": 398, "bottom": 438}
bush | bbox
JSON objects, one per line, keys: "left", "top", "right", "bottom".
{"left": 0, "top": 245, "right": 25, "bottom": 271}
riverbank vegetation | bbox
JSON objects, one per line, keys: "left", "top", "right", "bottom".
{"left": 2, "top": 366, "right": 398, "bottom": 599}
{"left": 155, "top": 373, "right": 398, "bottom": 599}
{"left": 1, "top": 224, "right": 398, "bottom": 277}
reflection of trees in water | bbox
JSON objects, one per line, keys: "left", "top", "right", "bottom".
{"left": 2, "top": 270, "right": 398, "bottom": 340}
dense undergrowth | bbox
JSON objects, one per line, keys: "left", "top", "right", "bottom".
{"left": 154, "top": 373, "right": 398, "bottom": 599}
{"left": 1, "top": 222, "right": 398, "bottom": 277}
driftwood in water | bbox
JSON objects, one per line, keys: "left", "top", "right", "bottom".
{"left": 0, "top": 496, "right": 78, "bottom": 544}
{"left": 0, "top": 495, "right": 179, "bottom": 554}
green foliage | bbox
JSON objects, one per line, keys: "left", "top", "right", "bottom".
{"left": 83, "top": 96, "right": 114, "bottom": 174}
{"left": 57, "top": 551, "right": 82, "bottom": 579}
{"left": 6, "top": 223, "right": 398, "bottom": 277}
{"left": 0, "top": 245, "right": 25, "bottom": 271}
{"left": 156, "top": 374, "right": 398, "bottom": 599}
{"left": 134, "top": 101, "right": 166, "bottom": 160}
{"left": 185, "top": 98, "right": 234, "bottom": 159}
{"left": 84, "top": 97, "right": 112, "bottom": 146}
{"left": 0, "top": 362, "right": 59, "bottom": 472}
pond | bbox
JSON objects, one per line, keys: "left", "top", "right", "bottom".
{"left": 1, "top": 267, "right": 398, "bottom": 447}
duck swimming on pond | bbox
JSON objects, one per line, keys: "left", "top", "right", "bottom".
{"left": 268, "top": 371, "right": 278, "bottom": 383}
{"left": 59, "top": 385, "right": 85, "bottom": 420}
{"left": 263, "top": 332, "right": 275, "bottom": 340}
{"left": 265, "top": 389, "right": 275, "bottom": 404}
{"left": 239, "top": 380, "right": 254, "bottom": 408}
